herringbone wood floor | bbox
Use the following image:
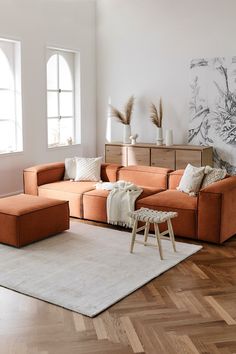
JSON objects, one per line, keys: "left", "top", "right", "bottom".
{"left": 0, "top": 219, "right": 236, "bottom": 354}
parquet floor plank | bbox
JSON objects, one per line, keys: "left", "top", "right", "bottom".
{"left": 0, "top": 219, "right": 236, "bottom": 353}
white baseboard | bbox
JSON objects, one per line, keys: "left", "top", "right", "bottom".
{"left": 0, "top": 190, "right": 24, "bottom": 198}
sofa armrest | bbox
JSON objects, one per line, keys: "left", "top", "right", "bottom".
{"left": 23, "top": 162, "right": 65, "bottom": 195}
{"left": 200, "top": 175, "right": 236, "bottom": 193}
{"left": 198, "top": 176, "right": 236, "bottom": 243}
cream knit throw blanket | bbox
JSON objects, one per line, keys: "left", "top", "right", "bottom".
{"left": 105, "top": 181, "right": 143, "bottom": 228}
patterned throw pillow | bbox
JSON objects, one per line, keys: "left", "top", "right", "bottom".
{"left": 201, "top": 166, "right": 227, "bottom": 189}
{"left": 177, "top": 164, "right": 205, "bottom": 196}
{"left": 74, "top": 157, "right": 103, "bottom": 182}
{"left": 64, "top": 157, "right": 77, "bottom": 180}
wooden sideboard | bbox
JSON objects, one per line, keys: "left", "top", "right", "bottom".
{"left": 105, "top": 143, "right": 213, "bottom": 169}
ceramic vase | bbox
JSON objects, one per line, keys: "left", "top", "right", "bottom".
{"left": 156, "top": 127, "right": 163, "bottom": 145}
{"left": 165, "top": 129, "right": 173, "bottom": 146}
{"left": 106, "top": 116, "right": 112, "bottom": 143}
{"left": 123, "top": 124, "right": 131, "bottom": 144}
{"left": 106, "top": 97, "right": 112, "bottom": 143}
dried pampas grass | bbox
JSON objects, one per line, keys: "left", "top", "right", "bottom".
{"left": 110, "top": 96, "right": 135, "bottom": 125}
{"left": 150, "top": 98, "right": 163, "bottom": 128}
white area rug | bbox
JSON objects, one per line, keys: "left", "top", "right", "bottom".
{"left": 0, "top": 222, "right": 202, "bottom": 317}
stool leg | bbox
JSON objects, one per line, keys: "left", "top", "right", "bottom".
{"left": 144, "top": 222, "right": 150, "bottom": 246}
{"left": 154, "top": 223, "right": 163, "bottom": 260}
{"left": 130, "top": 219, "right": 138, "bottom": 253}
{"left": 167, "top": 219, "right": 176, "bottom": 252}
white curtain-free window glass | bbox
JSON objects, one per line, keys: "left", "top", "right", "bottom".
{"left": 0, "top": 40, "right": 22, "bottom": 154}
{"left": 47, "top": 50, "right": 75, "bottom": 147}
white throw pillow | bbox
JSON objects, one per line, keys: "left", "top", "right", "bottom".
{"left": 75, "top": 157, "right": 103, "bottom": 182}
{"left": 201, "top": 166, "right": 227, "bottom": 189}
{"left": 177, "top": 164, "right": 205, "bottom": 196}
{"left": 64, "top": 157, "right": 77, "bottom": 180}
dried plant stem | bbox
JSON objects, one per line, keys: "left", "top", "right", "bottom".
{"left": 110, "top": 96, "right": 135, "bottom": 125}
{"left": 124, "top": 96, "right": 134, "bottom": 125}
{"left": 150, "top": 98, "right": 163, "bottom": 128}
{"left": 110, "top": 106, "right": 126, "bottom": 124}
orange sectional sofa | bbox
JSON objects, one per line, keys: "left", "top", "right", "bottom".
{"left": 23, "top": 162, "right": 236, "bottom": 244}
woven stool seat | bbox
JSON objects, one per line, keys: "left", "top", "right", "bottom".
{"left": 129, "top": 208, "right": 178, "bottom": 260}
{"left": 129, "top": 208, "right": 178, "bottom": 223}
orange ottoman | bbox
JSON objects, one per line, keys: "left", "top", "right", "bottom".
{"left": 0, "top": 194, "right": 69, "bottom": 247}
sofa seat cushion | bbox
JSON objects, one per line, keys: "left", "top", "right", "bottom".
{"left": 38, "top": 181, "right": 96, "bottom": 218}
{"left": 137, "top": 190, "right": 197, "bottom": 238}
{"left": 83, "top": 186, "right": 164, "bottom": 223}
{"left": 138, "top": 190, "right": 197, "bottom": 210}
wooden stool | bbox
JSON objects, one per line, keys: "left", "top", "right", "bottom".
{"left": 129, "top": 208, "right": 178, "bottom": 260}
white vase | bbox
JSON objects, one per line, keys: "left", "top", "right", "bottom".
{"left": 106, "top": 97, "right": 113, "bottom": 142}
{"left": 123, "top": 124, "right": 131, "bottom": 144}
{"left": 156, "top": 127, "right": 163, "bottom": 145}
{"left": 106, "top": 116, "right": 112, "bottom": 143}
{"left": 165, "top": 129, "right": 173, "bottom": 146}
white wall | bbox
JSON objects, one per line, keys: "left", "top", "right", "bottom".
{"left": 0, "top": 0, "right": 96, "bottom": 196}
{"left": 96, "top": 0, "right": 236, "bottom": 155}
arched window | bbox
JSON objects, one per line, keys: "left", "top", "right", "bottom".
{"left": 47, "top": 50, "right": 75, "bottom": 147}
{"left": 0, "top": 49, "right": 14, "bottom": 89}
{"left": 0, "top": 40, "right": 22, "bottom": 154}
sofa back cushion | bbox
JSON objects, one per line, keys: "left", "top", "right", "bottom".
{"left": 118, "top": 165, "right": 171, "bottom": 189}
{"left": 168, "top": 170, "right": 184, "bottom": 189}
{"left": 101, "top": 163, "right": 122, "bottom": 182}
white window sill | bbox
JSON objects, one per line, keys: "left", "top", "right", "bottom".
{"left": 47, "top": 143, "right": 81, "bottom": 151}
{"left": 0, "top": 150, "right": 23, "bottom": 158}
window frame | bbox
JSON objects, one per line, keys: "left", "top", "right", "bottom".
{"left": 46, "top": 48, "right": 76, "bottom": 148}
{"left": 0, "top": 38, "right": 22, "bottom": 155}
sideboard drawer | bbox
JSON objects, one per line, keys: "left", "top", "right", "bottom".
{"left": 127, "top": 147, "right": 150, "bottom": 166}
{"left": 151, "top": 148, "right": 175, "bottom": 169}
{"left": 105, "top": 145, "right": 127, "bottom": 165}
{"left": 176, "top": 150, "right": 201, "bottom": 169}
